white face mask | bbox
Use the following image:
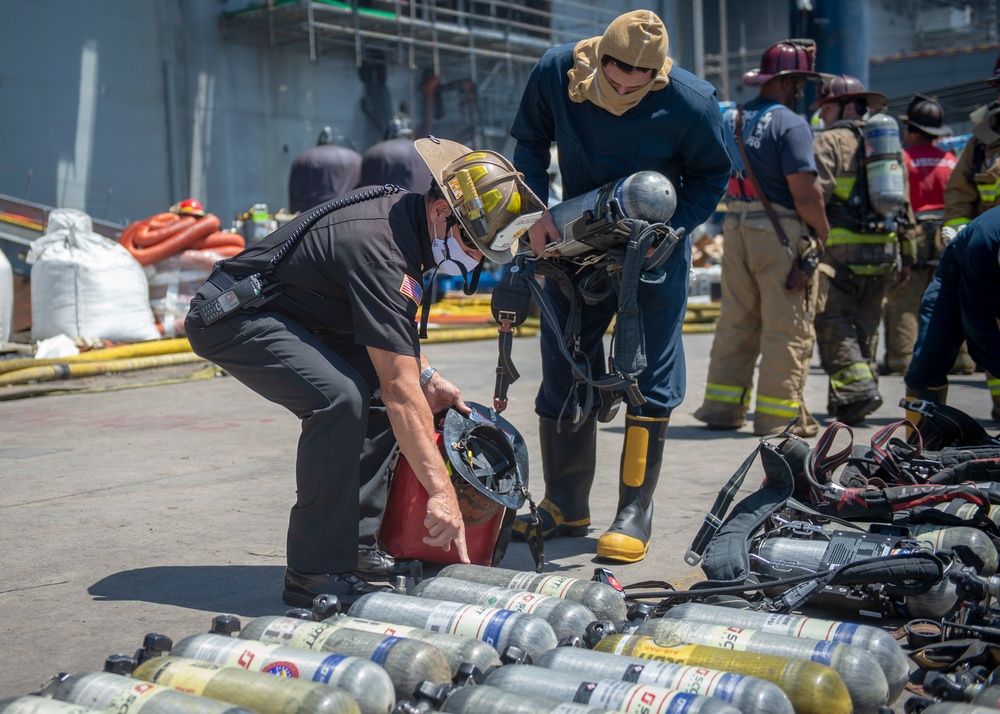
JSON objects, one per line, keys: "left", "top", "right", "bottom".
{"left": 431, "top": 224, "right": 482, "bottom": 276}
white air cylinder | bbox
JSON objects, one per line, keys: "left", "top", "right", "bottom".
{"left": 0, "top": 248, "right": 12, "bottom": 342}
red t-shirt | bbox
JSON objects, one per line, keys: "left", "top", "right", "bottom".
{"left": 904, "top": 144, "right": 957, "bottom": 213}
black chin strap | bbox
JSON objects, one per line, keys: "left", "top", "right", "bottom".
{"left": 444, "top": 215, "right": 483, "bottom": 295}
{"left": 418, "top": 217, "right": 483, "bottom": 338}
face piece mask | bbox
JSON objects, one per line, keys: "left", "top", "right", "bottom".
{"left": 431, "top": 221, "right": 482, "bottom": 276}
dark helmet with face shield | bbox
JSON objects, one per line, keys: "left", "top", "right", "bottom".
{"left": 442, "top": 403, "right": 527, "bottom": 525}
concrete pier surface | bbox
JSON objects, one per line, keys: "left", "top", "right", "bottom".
{"left": 2, "top": 329, "right": 995, "bottom": 700}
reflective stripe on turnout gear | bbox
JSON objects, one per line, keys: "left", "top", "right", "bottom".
{"left": 702, "top": 382, "right": 751, "bottom": 406}
{"left": 977, "top": 178, "right": 1000, "bottom": 203}
{"left": 834, "top": 176, "right": 855, "bottom": 202}
{"left": 826, "top": 228, "right": 898, "bottom": 246}
{"left": 755, "top": 394, "right": 801, "bottom": 420}
{"left": 830, "top": 362, "right": 875, "bottom": 390}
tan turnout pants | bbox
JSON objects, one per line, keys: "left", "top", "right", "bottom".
{"left": 694, "top": 201, "right": 819, "bottom": 436}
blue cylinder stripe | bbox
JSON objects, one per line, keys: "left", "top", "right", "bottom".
{"left": 480, "top": 609, "right": 516, "bottom": 648}
{"left": 312, "top": 653, "right": 349, "bottom": 683}
{"left": 370, "top": 636, "right": 403, "bottom": 666}
{"left": 664, "top": 693, "right": 697, "bottom": 714}
{"left": 807, "top": 640, "right": 840, "bottom": 665}
{"left": 830, "top": 623, "right": 860, "bottom": 646}
{"left": 712, "top": 672, "right": 745, "bottom": 701}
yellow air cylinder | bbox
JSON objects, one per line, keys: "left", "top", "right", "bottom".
{"left": 593, "top": 634, "right": 852, "bottom": 714}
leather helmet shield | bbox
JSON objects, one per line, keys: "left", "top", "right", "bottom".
{"left": 900, "top": 95, "right": 951, "bottom": 137}
{"left": 742, "top": 39, "right": 821, "bottom": 87}
{"left": 416, "top": 136, "right": 544, "bottom": 263}
{"left": 442, "top": 402, "right": 528, "bottom": 512}
{"left": 809, "top": 74, "right": 888, "bottom": 111}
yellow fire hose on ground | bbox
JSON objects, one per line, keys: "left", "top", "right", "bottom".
{"left": 0, "top": 364, "right": 221, "bottom": 401}
{"left": 0, "top": 337, "right": 193, "bottom": 375}
{"left": 0, "top": 296, "right": 714, "bottom": 398}
{"left": 0, "top": 352, "right": 207, "bottom": 387}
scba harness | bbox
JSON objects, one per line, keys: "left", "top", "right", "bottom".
{"left": 489, "top": 173, "right": 684, "bottom": 426}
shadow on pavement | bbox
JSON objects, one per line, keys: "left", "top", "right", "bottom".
{"left": 89, "top": 565, "right": 287, "bottom": 617}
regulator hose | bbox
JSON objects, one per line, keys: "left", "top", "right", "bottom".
{"left": 120, "top": 213, "right": 245, "bottom": 265}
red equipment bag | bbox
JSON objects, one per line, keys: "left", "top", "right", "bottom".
{"left": 377, "top": 402, "right": 528, "bottom": 567}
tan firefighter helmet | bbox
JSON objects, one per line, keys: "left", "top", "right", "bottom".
{"left": 415, "top": 136, "right": 545, "bottom": 264}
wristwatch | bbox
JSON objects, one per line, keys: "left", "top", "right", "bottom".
{"left": 419, "top": 365, "right": 438, "bottom": 386}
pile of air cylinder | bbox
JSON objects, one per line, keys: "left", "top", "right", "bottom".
{"left": 6, "top": 561, "right": 963, "bottom": 714}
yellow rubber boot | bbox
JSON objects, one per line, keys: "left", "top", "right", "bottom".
{"left": 904, "top": 384, "right": 948, "bottom": 441}
{"left": 987, "top": 372, "right": 1000, "bottom": 422}
{"left": 596, "top": 415, "right": 668, "bottom": 563}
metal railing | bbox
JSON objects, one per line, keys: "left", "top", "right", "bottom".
{"left": 219, "top": 0, "right": 616, "bottom": 69}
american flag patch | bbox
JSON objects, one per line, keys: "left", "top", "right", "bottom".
{"left": 399, "top": 274, "right": 422, "bottom": 305}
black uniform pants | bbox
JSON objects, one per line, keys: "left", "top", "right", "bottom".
{"left": 185, "top": 308, "right": 396, "bottom": 574}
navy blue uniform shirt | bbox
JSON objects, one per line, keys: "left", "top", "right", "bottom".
{"left": 510, "top": 42, "right": 731, "bottom": 235}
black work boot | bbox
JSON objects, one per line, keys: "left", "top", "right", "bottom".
{"left": 356, "top": 547, "right": 413, "bottom": 579}
{"left": 596, "top": 415, "right": 668, "bottom": 563}
{"left": 835, "top": 394, "right": 883, "bottom": 426}
{"left": 282, "top": 568, "right": 389, "bottom": 608}
{"left": 512, "top": 417, "right": 596, "bottom": 540}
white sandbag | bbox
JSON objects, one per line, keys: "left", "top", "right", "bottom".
{"left": 27, "top": 208, "right": 159, "bottom": 343}
{"left": 0, "top": 247, "right": 12, "bottom": 342}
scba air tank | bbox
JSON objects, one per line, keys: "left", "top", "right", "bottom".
{"left": 320, "top": 613, "right": 501, "bottom": 676}
{"left": 441, "top": 684, "right": 618, "bottom": 714}
{"left": 410, "top": 576, "right": 597, "bottom": 643}
{"left": 532, "top": 647, "right": 794, "bottom": 714}
{"left": 632, "top": 618, "right": 887, "bottom": 713}
{"left": 237, "top": 616, "right": 451, "bottom": 702}
{"left": 0, "top": 698, "right": 106, "bottom": 714}
{"left": 864, "top": 113, "right": 906, "bottom": 219}
{"left": 131, "top": 656, "right": 360, "bottom": 714}
{"left": 751, "top": 531, "right": 958, "bottom": 619}
{"left": 935, "top": 499, "right": 1000, "bottom": 528}
{"left": 819, "top": 521, "right": 998, "bottom": 576}
{"left": 42, "top": 671, "right": 255, "bottom": 714}
{"left": 168, "top": 633, "right": 395, "bottom": 714}
{"left": 437, "top": 564, "right": 627, "bottom": 622}
{"left": 593, "top": 633, "right": 853, "bottom": 714}
{"left": 546, "top": 171, "right": 677, "bottom": 257}
{"left": 973, "top": 685, "right": 1000, "bottom": 706}
{"left": 662, "top": 602, "right": 909, "bottom": 702}
{"left": 484, "top": 665, "right": 741, "bottom": 714}
{"left": 347, "top": 591, "right": 558, "bottom": 660}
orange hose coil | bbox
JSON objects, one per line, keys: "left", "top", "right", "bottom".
{"left": 120, "top": 212, "right": 244, "bottom": 265}
{"left": 192, "top": 231, "right": 245, "bottom": 256}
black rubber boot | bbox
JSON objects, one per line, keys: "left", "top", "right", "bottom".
{"left": 512, "top": 417, "right": 596, "bottom": 540}
{"left": 596, "top": 415, "right": 668, "bottom": 563}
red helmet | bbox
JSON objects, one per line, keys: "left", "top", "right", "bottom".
{"left": 173, "top": 198, "right": 206, "bottom": 217}
{"left": 742, "top": 39, "right": 821, "bottom": 87}
{"left": 986, "top": 50, "right": 1000, "bottom": 85}
{"left": 809, "top": 74, "right": 888, "bottom": 112}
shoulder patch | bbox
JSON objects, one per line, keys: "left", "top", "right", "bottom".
{"left": 399, "top": 274, "right": 422, "bottom": 306}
